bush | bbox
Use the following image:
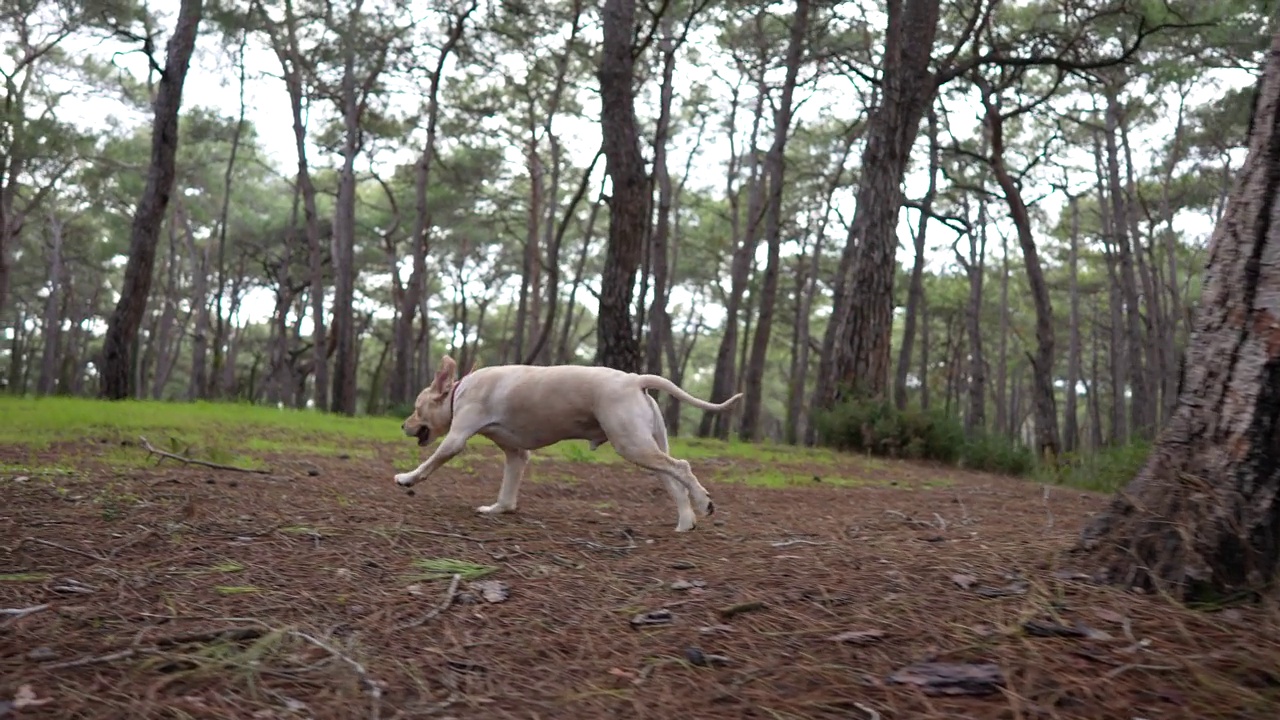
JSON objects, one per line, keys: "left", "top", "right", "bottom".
{"left": 813, "top": 397, "right": 1033, "bottom": 476}
{"left": 1039, "top": 441, "right": 1152, "bottom": 492}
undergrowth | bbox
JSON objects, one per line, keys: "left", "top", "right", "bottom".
{"left": 1037, "top": 441, "right": 1152, "bottom": 493}
{"left": 813, "top": 397, "right": 1034, "bottom": 476}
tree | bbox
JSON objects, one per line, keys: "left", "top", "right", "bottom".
{"left": 1078, "top": 28, "right": 1280, "bottom": 600}
{"left": 99, "top": 0, "right": 204, "bottom": 400}
{"left": 595, "top": 0, "right": 646, "bottom": 372}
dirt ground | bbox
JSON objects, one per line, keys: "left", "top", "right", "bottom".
{"left": 2, "top": 439, "right": 1278, "bottom": 720}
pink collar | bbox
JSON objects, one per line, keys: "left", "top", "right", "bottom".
{"left": 449, "top": 374, "right": 466, "bottom": 415}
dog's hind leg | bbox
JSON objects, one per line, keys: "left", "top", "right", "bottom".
{"left": 607, "top": 404, "right": 700, "bottom": 532}
{"left": 479, "top": 445, "right": 528, "bottom": 515}
{"left": 646, "top": 395, "right": 713, "bottom": 519}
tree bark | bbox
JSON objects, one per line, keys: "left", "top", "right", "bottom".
{"left": 739, "top": 0, "right": 810, "bottom": 442}
{"left": 644, "top": 12, "right": 679, "bottom": 379}
{"left": 1078, "top": 33, "right": 1280, "bottom": 599}
{"left": 594, "top": 0, "right": 647, "bottom": 373}
{"left": 896, "top": 110, "right": 939, "bottom": 412}
{"left": 814, "top": 0, "right": 940, "bottom": 419}
{"left": 99, "top": 0, "right": 203, "bottom": 400}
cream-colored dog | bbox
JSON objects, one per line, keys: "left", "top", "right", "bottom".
{"left": 395, "top": 355, "right": 743, "bottom": 532}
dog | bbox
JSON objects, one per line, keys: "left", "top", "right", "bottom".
{"left": 395, "top": 355, "right": 744, "bottom": 532}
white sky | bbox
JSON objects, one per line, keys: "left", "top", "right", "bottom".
{"left": 30, "top": 0, "right": 1258, "bottom": 338}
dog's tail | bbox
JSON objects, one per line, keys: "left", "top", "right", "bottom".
{"left": 637, "top": 374, "right": 744, "bottom": 412}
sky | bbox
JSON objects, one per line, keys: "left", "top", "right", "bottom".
{"left": 29, "top": 0, "right": 1260, "bottom": 341}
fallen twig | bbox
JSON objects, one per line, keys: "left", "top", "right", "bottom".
{"left": 43, "top": 648, "right": 138, "bottom": 670}
{"left": 854, "top": 702, "right": 881, "bottom": 720}
{"left": 569, "top": 538, "right": 637, "bottom": 552}
{"left": 769, "top": 539, "right": 824, "bottom": 548}
{"left": 21, "top": 537, "right": 106, "bottom": 562}
{"left": 287, "top": 630, "right": 384, "bottom": 719}
{"left": 1, "top": 604, "right": 50, "bottom": 625}
{"left": 401, "top": 573, "right": 461, "bottom": 629}
{"left": 139, "top": 436, "right": 271, "bottom": 474}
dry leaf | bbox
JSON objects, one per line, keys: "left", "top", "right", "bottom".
{"left": 951, "top": 573, "right": 977, "bottom": 589}
{"left": 469, "top": 580, "right": 510, "bottom": 603}
{"left": 888, "top": 662, "right": 1005, "bottom": 696}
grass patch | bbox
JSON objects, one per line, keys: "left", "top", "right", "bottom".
{"left": 0, "top": 396, "right": 402, "bottom": 451}
{"left": 0, "top": 572, "right": 51, "bottom": 582}
{"left": 407, "top": 558, "right": 497, "bottom": 581}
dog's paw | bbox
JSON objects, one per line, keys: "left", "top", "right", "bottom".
{"left": 705, "top": 498, "right": 715, "bottom": 516}
{"left": 674, "top": 522, "right": 697, "bottom": 532}
{"left": 394, "top": 473, "right": 416, "bottom": 487}
{"left": 477, "top": 503, "right": 515, "bottom": 515}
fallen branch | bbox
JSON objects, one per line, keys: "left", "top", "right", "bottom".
{"left": 288, "top": 630, "right": 383, "bottom": 720}
{"left": 138, "top": 436, "right": 271, "bottom": 475}
{"left": 21, "top": 537, "right": 106, "bottom": 562}
{"left": 401, "top": 573, "right": 461, "bottom": 629}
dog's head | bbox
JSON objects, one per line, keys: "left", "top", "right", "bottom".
{"left": 401, "top": 355, "right": 459, "bottom": 447}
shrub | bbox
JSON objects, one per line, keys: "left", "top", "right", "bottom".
{"left": 813, "top": 396, "right": 1032, "bottom": 475}
{"left": 1039, "top": 441, "right": 1152, "bottom": 492}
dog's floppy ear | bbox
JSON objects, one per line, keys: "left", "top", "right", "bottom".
{"left": 430, "top": 355, "right": 458, "bottom": 394}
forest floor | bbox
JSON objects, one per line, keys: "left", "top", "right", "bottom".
{"left": 1, "top": 398, "right": 1277, "bottom": 720}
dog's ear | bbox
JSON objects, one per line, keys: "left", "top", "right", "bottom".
{"left": 431, "top": 355, "right": 458, "bottom": 394}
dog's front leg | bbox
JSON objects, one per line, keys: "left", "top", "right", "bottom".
{"left": 478, "top": 446, "right": 529, "bottom": 514}
{"left": 395, "top": 432, "right": 469, "bottom": 488}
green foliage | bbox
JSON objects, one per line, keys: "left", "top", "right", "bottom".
{"left": 1039, "top": 441, "right": 1153, "bottom": 493}
{"left": 813, "top": 397, "right": 1033, "bottom": 476}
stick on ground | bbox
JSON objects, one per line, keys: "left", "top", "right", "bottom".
{"left": 401, "top": 573, "right": 461, "bottom": 629}
{"left": 139, "top": 436, "right": 271, "bottom": 474}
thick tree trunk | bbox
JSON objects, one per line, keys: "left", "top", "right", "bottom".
{"left": 740, "top": 0, "right": 809, "bottom": 441}
{"left": 813, "top": 0, "right": 940, "bottom": 418}
{"left": 1078, "top": 35, "right": 1280, "bottom": 599}
{"left": 594, "top": 0, "right": 647, "bottom": 373}
{"left": 99, "top": 0, "right": 203, "bottom": 399}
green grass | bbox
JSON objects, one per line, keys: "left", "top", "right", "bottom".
{"left": 0, "top": 396, "right": 402, "bottom": 449}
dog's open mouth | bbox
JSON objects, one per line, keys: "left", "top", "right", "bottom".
{"left": 416, "top": 428, "right": 431, "bottom": 447}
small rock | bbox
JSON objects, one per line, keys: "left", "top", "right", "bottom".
{"left": 307, "top": 469, "right": 320, "bottom": 477}
{"left": 670, "top": 561, "right": 696, "bottom": 570}
{"left": 26, "top": 647, "right": 58, "bottom": 662}
{"left": 455, "top": 592, "right": 478, "bottom": 605}
{"left": 205, "top": 478, "right": 216, "bottom": 485}
{"left": 630, "top": 609, "right": 674, "bottom": 628}
{"left": 14, "top": 475, "right": 29, "bottom": 482}
{"left": 888, "top": 661, "right": 1005, "bottom": 696}
{"left": 338, "top": 454, "right": 351, "bottom": 460}
{"left": 683, "top": 646, "right": 731, "bottom": 667}
{"left": 335, "top": 568, "right": 354, "bottom": 579}
{"left": 470, "top": 580, "right": 510, "bottom": 603}
{"left": 406, "top": 584, "right": 426, "bottom": 596}
{"left": 699, "top": 624, "right": 734, "bottom": 634}
{"left": 951, "top": 574, "right": 977, "bottom": 590}
{"left": 829, "top": 629, "right": 886, "bottom": 645}
{"left": 669, "top": 579, "right": 706, "bottom": 591}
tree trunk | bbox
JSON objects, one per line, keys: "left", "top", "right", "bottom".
{"left": 210, "top": 31, "right": 248, "bottom": 398}
{"left": 149, "top": 208, "right": 183, "bottom": 399}
{"left": 328, "top": 0, "right": 365, "bottom": 416}
{"left": 740, "top": 0, "right": 810, "bottom": 441}
{"left": 1078, "top": 34, "right": 1280, "bottom": 599}
{"left": 36, "top": 214, "right": 65, "bottom": 396}
{"left": 594, "top": 0, "right": 647, "bottom": 373}
{"left": 644, "top": 12, "right": 678, "bottom": 379}
{"left": 963, "top": 193, "right": 987, "bottom": 433}
{"left": 701, "top": 80, "right": 766, "bottom": 440}
{"left": 814, "top": 0, "right": 941, "bottom": 417}
{"left": 1103, "top": 85, "right": 1153, "bottom": 440}
{"left": 1064, "top": 194, "right": 1083, "bottom": 452}
{"left": 981, "top": 83, "right": 1060, "bottom": 459}
{"left": 99, "top": 0, "right": 203, "bottom": 400}
{"left": 392, "top": 2, "right": 474, "bottom": 407}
